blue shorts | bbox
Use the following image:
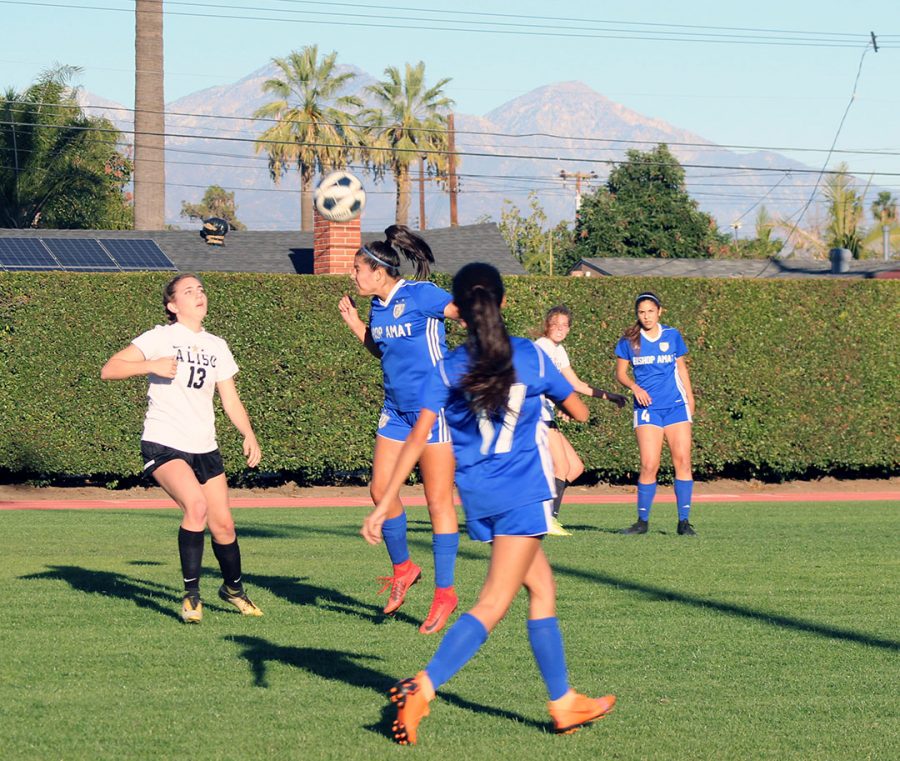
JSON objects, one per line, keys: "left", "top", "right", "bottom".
{"left": 466, "top": 500, "right": 552, "bottom": 543}
{"left": 377, "top": 405, "right": 451, "bottom": 444}
{"left": 633, "top": 404, "right": 692, "bottom": 429}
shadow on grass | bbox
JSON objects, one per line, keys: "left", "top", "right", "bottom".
{"left": 249, "top": 573, "right": 420, "bottom": 627}
{"left": 19, "top": 565, "right": 181, "bottom": 621}
{"left": 228, "top": 635, "right": 546, "bottom": 736}
{"left": 554, "top": 564, "right": 900, "bottom": 652}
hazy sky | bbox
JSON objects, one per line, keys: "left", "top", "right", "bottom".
{"left": 4, "top": 1, "right": 899, "bottom": 192}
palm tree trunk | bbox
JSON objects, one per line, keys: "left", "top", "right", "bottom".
{"left": 300, "top": 163, "right": 313, "bottom": 232}
{"left": 134, "top": 0, "right": 165, "bottom": 230}
{"left": 395, "top": 163, "right": 410, "bottom": 227}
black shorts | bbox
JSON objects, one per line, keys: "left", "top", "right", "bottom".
{"left": 140, "top": 441, "right": 225, "bottom": 485}
{"left": 546, "top": 420, "right": 559, "bottom": 430}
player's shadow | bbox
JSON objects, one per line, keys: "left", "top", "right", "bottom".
{"left": 228, "top": 636, "right": 546, "bottom": 735}
{"left": 555, "top": 564, "right": 900, "bottom": 652}
{"left": 19, "top": 565, "right": 181, "bottom": 621}
{"left": 249, "top": 573, "right": 420, "bottom": 627}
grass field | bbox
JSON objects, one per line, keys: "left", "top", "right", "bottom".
{"left": 2, "top": 501, "right": 898, "bottom": 760}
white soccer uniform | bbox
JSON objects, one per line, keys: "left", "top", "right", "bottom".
{"left": 131, "top": 323, "right": 238, "bottom": 453}
{"left": 535, "top": 336, "right": 570, "bottom": 422}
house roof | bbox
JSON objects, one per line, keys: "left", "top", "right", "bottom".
{"left": 0, "top": 223, "right": 525, "bottom": 276}
{"left": 570, "top": 257, "right": 900, "bottom": 279}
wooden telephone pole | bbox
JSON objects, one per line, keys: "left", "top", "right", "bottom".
{"left": 448, "top": 113, "right": 459, "bottom": 226}
{"left": 559, "top": 170, "right": 597, "bottom": 213}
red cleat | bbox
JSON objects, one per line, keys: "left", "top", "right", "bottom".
{"left": 419, "top": 587, "right": 458, "bottom": 634}
{"left": 378, "top": 561, "right": 422, "bottom": 615}
{"left": 548, "top": 690, "right": 616, "bottom": 734}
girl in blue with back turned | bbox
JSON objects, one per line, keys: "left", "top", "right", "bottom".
{"left": 615, "top": 291, "right": 697, "bottom": 536}
{"left": 362, "top": 263, "right": 616, "bottom": 746}
{"left": 339, "top": 225, "right": 460, "bottom": 635}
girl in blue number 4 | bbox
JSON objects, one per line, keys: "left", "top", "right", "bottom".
{"left": 338, "top": 225, "right": 460, "bottom": 635}
{"left": 362, "top": 263, "right": 615, "bottom": 745}
{"left": 615, "top": 292, "right": 697, "bottom": 536}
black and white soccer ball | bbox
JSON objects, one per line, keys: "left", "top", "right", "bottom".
{"left": 314, "top": 171, "right": 366, "bottom": 222}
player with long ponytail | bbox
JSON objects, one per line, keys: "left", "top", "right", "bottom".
{"left": 362, "top": 263, "right": 616, "bottom": 745}
{"left": 338, "top": 225, "right": 460, "bottom": 635}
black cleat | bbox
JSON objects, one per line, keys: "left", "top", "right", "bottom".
{"left": 677, "top": 519, "right": 697, "bottom": 536}
{"left": 621, "top": 518, "right": 648, "bottom": 535}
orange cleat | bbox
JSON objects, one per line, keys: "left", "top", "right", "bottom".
{"left": 419, "top": 587, "right": 458, "bottom": 635}
{"left": 378, "top": 561, "right": 422, "bottom": 615}
{"left": 388, "top": 671, "right": 433, "bottom": 745}
{"left": 548, "top": 690, "right": 616, "bottom": 734}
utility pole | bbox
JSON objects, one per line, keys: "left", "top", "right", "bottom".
{"left": 418, "top": 155, "right": 426, "bottom": 231}
{"left": 447, "top": 113, "right": 459, "bottom": 227}
{"left": 559, "top": 170, "right": 597, "bottom": 214}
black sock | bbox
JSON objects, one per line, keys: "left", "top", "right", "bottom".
{"left": 178, "top": 527, "right": 204, "bottom": 594}
{"left": 212, "top": 538, "right": 243, "bottom": 592}
{"left": 553, "top": 478, "right": 568, "bottom": 518}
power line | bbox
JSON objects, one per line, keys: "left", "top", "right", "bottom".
{"left": 4, "top": 0, "right": 897, "bottom": 47}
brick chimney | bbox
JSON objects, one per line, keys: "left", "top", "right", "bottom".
{"left": 313, "top": 210, "right": 361, "bottom": 275}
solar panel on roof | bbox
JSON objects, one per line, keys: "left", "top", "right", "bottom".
{"left": 0, "top": 238, "right": 60, "bottom": 270}
{"left": 100, "top": 239, "right": 176, "bottom": 271}
{"left": 42, "top": 238, "right": 118, "bottom": 271}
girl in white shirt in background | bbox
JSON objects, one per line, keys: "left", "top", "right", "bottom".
{"left": 101, "top": 274, "right": 263, "bottom": 623}
{"left": 535, "top": 305, "right": 627, "bottom": 536}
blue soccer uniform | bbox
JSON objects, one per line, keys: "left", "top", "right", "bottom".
{"left": 420, "top": 337, "right": 574, "bottom": 538}
{"left": 369, "top": 279, "right": 453, "bottom": 443}
{"left": 615, "top": 324, "right": 691, "bottom": 429}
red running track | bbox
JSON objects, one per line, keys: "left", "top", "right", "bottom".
{"left": 1, "top": 491, "right": 898, "bottom": 511}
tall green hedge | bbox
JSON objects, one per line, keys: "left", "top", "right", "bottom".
{"left": 0, "top": 272, "right": 897, "bottom": 485}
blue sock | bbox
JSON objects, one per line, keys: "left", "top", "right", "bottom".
{"left": 527, "top": 617, "right": 569, "bottom": 701}
{"left": 425, "top": 613, "right": 489, "bottom": 690}
{"left": 432, "top": 533, "right": 459, "bottom": 588}
{"left": 675, "top": 479, "right": 694, "bottom": 521}
{"left": 381, "top": 513, "right": 409, "bottom": 566}
{"left": 637, "top": 481, "right": 657, "bottom": 522}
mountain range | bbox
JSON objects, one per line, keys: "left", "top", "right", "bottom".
{"left": 80, "top": 62, "right": 819, "bottom": 234}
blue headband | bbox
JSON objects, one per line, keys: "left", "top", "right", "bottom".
{"left": 635, "top": 292, "right": 660, "bottom": 307}
{"left": 361, "top": 245, "right": 394, "bottom": 270}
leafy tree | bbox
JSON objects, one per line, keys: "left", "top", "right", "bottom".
{"left": 573, "top": 144, "right": 728, "bottom": 258}
{"left": 254, "top": 46, "right": 363, "bottom": 232}
{"left": 499, "top": 192, "right": 577, "bottom": 274}
{"left": 362, "top": 62, "right": 453, "bottom": 226}
{"left": 180, "top": 185, "right": 246, "bottom": 230}
{"left": 1, "top": 66, "right": 133, "bottom": 229}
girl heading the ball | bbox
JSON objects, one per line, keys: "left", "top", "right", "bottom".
{"left": 362, "top": 263, "right": 615, "bottom": 745}
{"left": 338, "top": 225, "right": 460, "bottom": 635}
{"left": 614, "top": 291, "right": 697, "bottom": 535}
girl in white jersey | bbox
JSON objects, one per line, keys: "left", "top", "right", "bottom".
{"left": 614, "top": 292, "right": 697, "bottom": 536}
{"left": 338, "top": 226, "right": 460, "bottom": 635}
{"left": 101, "top": 274, "right": 264, "bottom": 623}
{"left": 536, "top": 305, "right": 626, "bottom": 536}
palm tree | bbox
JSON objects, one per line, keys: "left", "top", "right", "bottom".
{"left": 133, "top": 0, "right": 165, "bottom": 229}
{"left": 254, "top": 46, "right": 362, "bottom": 232}
{"left": 362, "top": 62, "right": 453, "bottom": 226}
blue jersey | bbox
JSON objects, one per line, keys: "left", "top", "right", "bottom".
{"left": 420, "top": 337, "right": 574, "bottom": 520}
{"left": 369, "top": 280, "right": 452, "bottom": 411}
{"left": 615, "top": 325, "right": 689, "bottom": 410}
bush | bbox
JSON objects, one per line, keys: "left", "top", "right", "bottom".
{"left": 0, "top": 272, "right": 897, "bottom": 485}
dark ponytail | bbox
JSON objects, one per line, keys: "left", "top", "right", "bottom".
{"left": 162, "top": 273, "right": 202, "bottom": 323}
{"left": 453, "top": 263, "right": 515, "bottom": 417}
{"left": 622, "top": 291, "right": 662, "bottom": 350}
{"left": 356, "top": 225, "right": 435, "bottom": 280}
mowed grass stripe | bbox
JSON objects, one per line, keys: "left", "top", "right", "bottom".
{"left": 1, "top": 502, "right": 897, "bottom": 760}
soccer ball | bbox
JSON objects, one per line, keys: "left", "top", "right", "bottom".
{"left": 314, "top": 171, "right": 366, "bottom": 222}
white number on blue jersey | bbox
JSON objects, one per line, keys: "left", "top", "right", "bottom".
{"left": 477, "top": 383, "right": 526, "bottom": 455}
